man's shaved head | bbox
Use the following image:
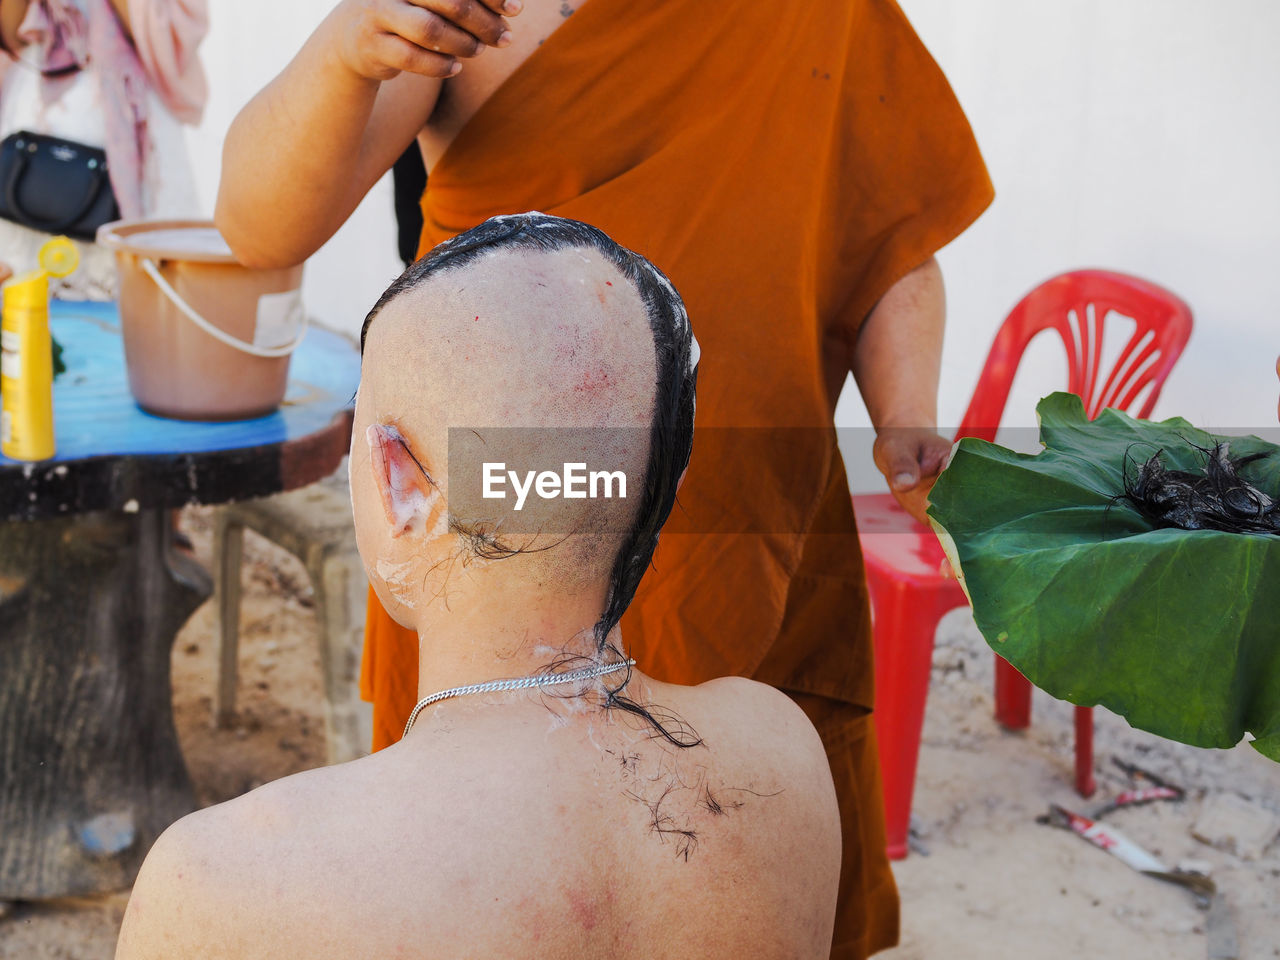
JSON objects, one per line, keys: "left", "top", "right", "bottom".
{"left": 354, "top": 213, "right": 698, "bottom": 650}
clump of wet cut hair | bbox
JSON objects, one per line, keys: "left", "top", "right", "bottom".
{"left": 362, "top": 213, "right": 701, "bottom": 747}
{"left": 1122, "top": 440, "right": 1280, "bottom": 534}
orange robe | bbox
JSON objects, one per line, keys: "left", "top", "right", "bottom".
{"left": 361, "top": 1, "right": 993, "bottom": 956}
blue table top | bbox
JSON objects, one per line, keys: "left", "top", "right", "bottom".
{"left": 1, "top": 300, "right": 361, "bottom": 519}
{"left": 3, "top": 299, "right": 360, "bottom": 462}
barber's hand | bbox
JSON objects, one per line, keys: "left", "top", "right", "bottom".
{"left": 330, "top": 0, "right": 518, "bottom": 82}
{"left": 872, "top": 427, "right": 952, "bottom": 527}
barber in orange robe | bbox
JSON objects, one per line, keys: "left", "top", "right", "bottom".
{"left": 217, "top": 2, "right": 993, "bottom": 955}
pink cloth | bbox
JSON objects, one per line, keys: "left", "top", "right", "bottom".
{"left": 125, "top": 0, "right": 207, "bottom": 124}
{"left": 3, "top": 0, "right": 207, "bottom": 217}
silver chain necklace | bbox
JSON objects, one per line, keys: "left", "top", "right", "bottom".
{"left": 402, "top": 658, "right": 636, "bottom": 738}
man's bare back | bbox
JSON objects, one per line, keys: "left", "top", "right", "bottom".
{"left": 121, "top": 676, "right": 837, "bottom": 958}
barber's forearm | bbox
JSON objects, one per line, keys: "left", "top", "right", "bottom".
{"left": 216, "top": 15, "right": 386, "bottom": 269}
{"left": 851, "top": 256, "right": 945, "bottom": 430}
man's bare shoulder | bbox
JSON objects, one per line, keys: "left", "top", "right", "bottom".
{"left": 641, "top": 676, "right": 841, "bottom": 949}
{"left": 650, "top": 675, "right": 840, "bottom": 853}
{"left": 115, "top": 760, "right": 388, "bottom": 959}
{"left": 688, "top": 677, "right": 832, "bottom": 779}
{"left": 115, "top": 788, "right": 257, "bottom": 958}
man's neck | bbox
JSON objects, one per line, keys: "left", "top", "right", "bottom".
{"left": 413, "top": 583, "right": 611, "bottom": 701}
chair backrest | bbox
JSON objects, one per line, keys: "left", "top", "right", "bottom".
{"left": 956, "top": 269, "right": 1193, "bottom": 442}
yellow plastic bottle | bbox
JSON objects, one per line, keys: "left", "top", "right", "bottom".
{"left": 1, "top": 237, "right": 79, "bottom": 461}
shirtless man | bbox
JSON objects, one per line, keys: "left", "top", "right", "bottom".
{"left": 115, "top": 214, "right": 841, "bottom": 959}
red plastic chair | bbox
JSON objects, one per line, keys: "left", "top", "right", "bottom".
{"left": 856, "top": 270, "right": 1193, "bottom": 860}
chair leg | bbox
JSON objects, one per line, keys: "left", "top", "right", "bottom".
{"left": 994, "top": 655, "right": 1033, "bottom": 730}
{"left": 1074, "top": 706, "right": 1096, "bottom": 798}
{"left": 212, "top": 515, "right": 245, "bottom": 728}
{"left": 996, "top": 655, "right": 1095, "bottom": 796}
{"left": 868, "top": 572, "right": 949, "bottom": 861}
{"left": 309, "top": 546, "right": 371, "bottom": 765}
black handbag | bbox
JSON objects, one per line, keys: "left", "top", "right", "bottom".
{"left": 0, "top": 130, "right": 120, "bottom": 241}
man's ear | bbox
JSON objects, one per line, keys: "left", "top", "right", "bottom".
{"left": 366, "top": 423, "right": 439, "bottom": 539}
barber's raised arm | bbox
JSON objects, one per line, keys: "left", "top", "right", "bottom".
{"left": 215, "top": 0, "right": 514, "bottom": 269}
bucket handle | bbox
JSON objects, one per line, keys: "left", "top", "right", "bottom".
{"left": 139, "top": 257, "right": 307, "bottom": 359}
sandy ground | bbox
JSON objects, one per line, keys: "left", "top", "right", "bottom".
{"left": 2, "top": 507, "right": 1278, "bottom": 958}
{"left": 885, "top": 608, "right": 1280, "bottom": 960}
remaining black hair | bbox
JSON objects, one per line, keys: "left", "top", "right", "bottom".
{"left": 361, "top": 213, "right": 701, "bottom": 746}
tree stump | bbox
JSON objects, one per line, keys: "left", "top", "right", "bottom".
{"left": 0, "top": 509, "right": 210, "bottom": 898}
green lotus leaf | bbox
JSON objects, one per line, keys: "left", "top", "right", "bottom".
{"left": 927, "top": 392, "right": 1280, "bottom": 761}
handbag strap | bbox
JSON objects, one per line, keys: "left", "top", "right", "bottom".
{"left": 4, "top": 140, "right": 109, "bottom": 234}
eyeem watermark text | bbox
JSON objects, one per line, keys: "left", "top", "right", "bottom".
{"left": 482, "top": 462, "right": 627, "bottom": 511}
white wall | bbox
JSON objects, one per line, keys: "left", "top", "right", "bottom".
{"left": 838, "top": 0, "right": 1280, "bottom": 488}
{"left": 185, "top": 1, "right": 403, "bottom": 342}
{"left": 188, "top": 1, "right": 1280, "bottom": 484}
